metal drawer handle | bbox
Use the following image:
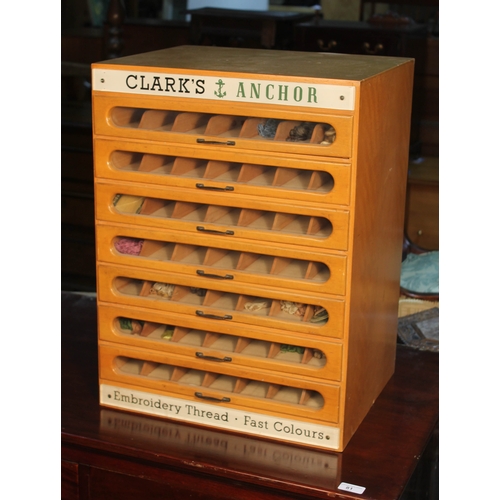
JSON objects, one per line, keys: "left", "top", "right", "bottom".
{"left": 317, "top": 39, "right": 337, "bottom": 51}
{"left": 197, "top": 138, "right": 235, "bottom": 146}
{"left": 196, "top": 226, "right": 234, "bottom": 235}
{"left": 195, "top": 392, "right": 231, "bottom": 403}
{"left": 196, "top": 352, "right": 233, "bottom": 362}
{"left": 363, "top": 42, "right": 384, "bottom": 54}
{"left": 196, "top": 183, "right": 234, "bottom": 192}
{"left": 196, "top": 310, "right": 233, "bottom": 321}
{"left": 196, "top": 270, "right": 234, "bottom": 280}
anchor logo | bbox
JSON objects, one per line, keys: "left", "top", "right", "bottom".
{"left": 214, "top": 79, "right": 227, "bottom": 98}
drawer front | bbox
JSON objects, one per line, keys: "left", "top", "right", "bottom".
{"left": 94, "top": 138, "right": 352, "bottom": 206}
{"left": 99, "top": 342, "right": 341, "bottom": 425}
{"left": 98, "top": 303, "right": 344, "bottom": 382}
{"left": 96, "top": 224, "right": 348, "bottom": 296}
{"left": 93, "top": 95, "right": 353, "bottom": 159}
{"left": 97, "top": 264, "right": 345, "bottom": 339}
{"left": 94, "top": 181, "right": 350, "bottom": 251}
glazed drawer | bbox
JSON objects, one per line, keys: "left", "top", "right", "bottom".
{"left": 96, "top": 224, "right": 347, "bottom": 296}
{"left": 94, "top": 138, "right": 352, "bottom": 206}
{"left": 98, "top": 303, "right": 343, "bottom": 382}
{"left": 97, "top": 264, "right": 345, "bottom": 339}
{"left": 94, "top": 181, "right": 350, "bottom": 251}
{"left": 92, "top": 94, "right": 353, "bottom": 159}
{"left": 99, "top": 342, "right": 341, "bottom": 424}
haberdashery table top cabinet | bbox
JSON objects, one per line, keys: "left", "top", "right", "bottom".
{"left": 91, "top": 45, "right": 414, "bottom": 452}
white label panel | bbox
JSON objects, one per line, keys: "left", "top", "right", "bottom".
{"left": 92, "top": 69, "right": 355, "bottom": 111}
{"left": 100, "top": 383, "right": 340, "bottom": 450}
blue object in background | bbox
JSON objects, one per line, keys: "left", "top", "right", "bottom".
{"left": 400, "top": 251, "right": 439, "bottom": 294}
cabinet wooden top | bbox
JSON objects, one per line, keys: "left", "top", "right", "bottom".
{"left": 93, "top": 45, "right": 413, "bottom": 82}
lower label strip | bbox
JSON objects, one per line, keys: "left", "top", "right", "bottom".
{"left": 100, "top": 383, "right": 340, "bottom": 450}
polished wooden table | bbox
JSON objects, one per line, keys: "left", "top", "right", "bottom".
{"left": 61, "top": 291, "right": 438, "bottom": 499}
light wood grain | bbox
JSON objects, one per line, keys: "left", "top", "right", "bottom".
{"left": 93, "top": 46, "right": 413, "bottom": 451}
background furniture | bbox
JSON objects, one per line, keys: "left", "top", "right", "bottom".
{"left": 293, "top": 19, "right": 427, "bottom": 157}
{"left": 358, "top": 0, "right": 439, "bottom": 23}
{"left": 405, "top": 157, "right": 439, "bottom": 250}
{"left": 62, "top": 0, "right": 191, "bottom": 291}
{"left": 419, "top": 35, "right": 438, "bottom": 157}
{"left": 358, "top": 0, "right": 439, "bottom": 158}
{"left": 187, "top": 6, "right": 315, "bottom": 48}
{"left": 62, "top": 291, "right": 439, "bottom": 500}
{"left": 61, "top": 0, "right": 439, "bottom": 294}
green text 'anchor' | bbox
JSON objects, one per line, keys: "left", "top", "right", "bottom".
{"left": 214, "top": 79, "right": 227, "bottom": 98}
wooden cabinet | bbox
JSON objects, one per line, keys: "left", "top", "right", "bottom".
{"left": 92, "top": 45, "right": 413, "bottom": 452}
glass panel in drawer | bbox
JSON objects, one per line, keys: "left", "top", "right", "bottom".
{"left": 98, "top": 265, "right": 345, "bottom": 339}
{"left": 99, "top": 343, "right": 340, "bottom": 424}
{"left": 94, "top": 139, "right": 351, "bottom": 206}
{"left": 98, "top": 304, "right": 343, "bottom": 382}
{"left": 94, "top": 183, "right": 349, "bottom": 251}
{"left": 96, "top": 225, "right": 347, "bottom": 296}
{"left": 93, "top": 95, "right": 353, "bottom": 159}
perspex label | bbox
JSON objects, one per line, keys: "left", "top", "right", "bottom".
{"left": 92, "top": 69, "right": 355, "bottom": 111}
{"left": 100, "top": 384, "right": 340, "bottom": 450}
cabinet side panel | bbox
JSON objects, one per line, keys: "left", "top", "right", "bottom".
{"left": 343, "top": 61, "right": 414, "bottom": 447}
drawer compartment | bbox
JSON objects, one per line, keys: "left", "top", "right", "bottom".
{"left": 99, "top": 343, "right": 341, "bottom": 424}
{"left": 95, "top": 182, "right": 350, "bottom": 251}
{"left": 98, "top": 303, "right": 343, "bottom": 381}
{"left": 96, "top": 224, "right": 347, "bottom": 296}
{"left": 98, "top": 264, "right": 345, "bottom": 338}
{"left": 93, "top": 95, "right": 353, "bottom": 158}
{"left": 94, "top": 139, "right": 351, "bottom": 206}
